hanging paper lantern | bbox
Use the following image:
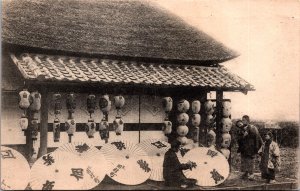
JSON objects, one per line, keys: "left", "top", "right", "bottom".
{"left": 177, "top": 113, "right": 189, "bottom": 125}
{"left": 221, "top": 133, "right": 231, "bottom": 148}
{"left": 87, "top": 94, "right": 96, "bottom": 114}
{"left": 177, "top": 136, "right": 188, "bottom": 145}
{"left": 177, "top": 125, "right": 189, "bottom": 137}
{"left": 162, "top": 121, "right": 172, "bottom": 135}
{"left": 53, "top": 118, "right": 60, "bottom": 142}
{"left": 85, "top": 118, "right": 96, "bottom": 138}
{"left": 66, "top": 93, "right": 76, "bottom": 113}
{"left": 206, "top": 114, "right": 215, "bottom": 125}
{"left": 222, "top": 101, "right": 231, "bottom": 117}
{"left": 204, "top": 100, "right": 214, "bottom": 115}
{"left": 114, "top": 95, "right": 125, "bottom": 109}
{"left": 99, "top": 120, "right": 109, "bottom": 141}
{"left": 29, "top": 91, "right": 41, "bottom": 112}
{"left": 192, "top": 126, "right": 199, "bottom": 143}
{"left": 191, "top": 114, "right": 201, "bottom": 127}
{"left": 220, "top": 148, "right": 230, "bottom": 160}
{"left": 19, "top": 89, "right": 31, "bottom": 109}
{"left": 99, "top": 94, "right": 111, "bottom": 113}
{"left": 19, "top": 114, "right": 28, "bottom": 131}
{"left": 113, "top": 118, "right": 124, "bottom": 136}
{"left": 221, "top": 118, "right": 232, "bottom": 133}
{"left": 177, "top": 99, "right": 190, "bottom": 113}
{"left": 162, "top": 97, "right": 173, "bottom": 112}
{"left": 207, "top": 129, "right": 216, "bottom": 147}
{"left": 191, "top": 100, "right": 201, "bottom": 114}
{"left": 65, "top": 119, "right": 76, "bottom": 136}
{"left": 53, "top": 93, "right": 62, "bottom": 115}
{"left": 31, "top": 119, "right": 39, "bottom": 141}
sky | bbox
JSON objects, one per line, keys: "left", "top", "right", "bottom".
{"left": 150, "top": 0, "right": 300, "bottom": 122}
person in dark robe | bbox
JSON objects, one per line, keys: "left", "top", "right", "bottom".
{"left": 163, "top": 139, "right": 197, "bottom": 188}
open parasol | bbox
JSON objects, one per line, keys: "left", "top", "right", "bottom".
{"left": 100, "top": 139, "right": 151, "bottom": 185}
{"left": 138, "top": 139, "right": 170, "bottom": 181}
{"left": 1, "top": 146, "right": 31, "bottom": 190}
{"left": 30, "top": 143, "right": 107, "bottom": 190}
{"left": 179, "top": 147, "right": 229, "bottom": 187}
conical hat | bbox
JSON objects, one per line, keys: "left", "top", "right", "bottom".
{"left": 1, "top": 146, "right": 30, "bottom": 190}
{"left": 138, "top": 139, "right": 170, "bottom": 181}
{"left": 100, "top": 139, "right": 151, "bottom": 185}
{"left": 30, "top": 143, "right": 107, "bottom": 190}
{"left": 179, "top": 147, "right": 229, "bottom": 187}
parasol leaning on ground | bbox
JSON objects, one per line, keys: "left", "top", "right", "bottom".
{"left": 138, "top": 139, "right": 170, "bottom": 181}
{"left": 100, "top": 139, "right": 152, "bottom": 185}
{"left": 1, "top": 146, "right": 31, "bottom": 190}
{"left": 179, "top": 147, "right": 230, "bottom": 187}
{"left": 30, "top": 142, "right": 108, "bottom": 190}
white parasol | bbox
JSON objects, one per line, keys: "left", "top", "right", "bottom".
{"left": 1, "top": 146, "right": 30, "bottom": 190}
{"left": 30, "top": 142, "right": 107, "bottom": 190}
{"left": 100, "top": 139, "right": 151, "bottom": 185}
{"left": 179, "top": 147, "right": 229, "bottom": 187}
{"left": 138, "top": 139, "right": 170, "bottom": 181}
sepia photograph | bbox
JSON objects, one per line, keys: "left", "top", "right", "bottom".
{"left": 1, "top": 0, "right": 299, "bottom": 190}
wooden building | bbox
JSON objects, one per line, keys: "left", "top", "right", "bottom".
{"left": 1, "top": 0, "right": 254, "bottom": 162}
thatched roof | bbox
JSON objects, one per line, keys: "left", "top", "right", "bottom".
{"left": 2, "top": 0, "right": 238, "bottom": 64}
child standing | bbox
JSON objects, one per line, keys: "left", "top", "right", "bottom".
{"left": 258, "top": 131, "right": 281, "bottom": 183}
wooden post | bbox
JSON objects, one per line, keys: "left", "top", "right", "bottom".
{"left": 215, "top": 91, "right": 223, "bottom": 150}
{"left": 38, "top": 90, "right": 48, "bottom": 158}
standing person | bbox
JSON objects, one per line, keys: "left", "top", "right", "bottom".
{"left": 237, "top": 115, "right": 263, "bottom": 180}
{"left": 163, "top": 140, "right": 197, "bottom": 188}
{"left": 258, "top": 131, "right": 281, "bottom": 183}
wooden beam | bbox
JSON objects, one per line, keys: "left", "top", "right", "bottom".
{"left": 38, "top": 89, "right": 49, "bottom": 158}
{"left": 215, "top": 91, "right": 223, "bottom": 150}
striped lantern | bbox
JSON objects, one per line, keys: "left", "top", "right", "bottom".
{"left": 221, "top": 133, "right": 231, "bottom": 148}
{"left": 221, "top": 118, "right": 232, "bottom": 133}
{"left": 177, "top": 99, "right": 190, "bottom": 113}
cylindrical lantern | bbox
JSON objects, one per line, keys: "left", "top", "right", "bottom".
{"left": 191, "top": 100, "right": 201, "bottom": 114}
{"left": 85, "top": 118, "right": 96, "bottom": 138}
{"left": 220, "top": 148, "right": 230, "bottom": 160}
{"left": 99, "top": 94, "right": 111, "bottom": 113}
{"left": 176, "top": 125, "right": 189, "bottom": 137}
{"left": 29, "top": 91, "right": 41, "bottom": 112}
{"left": 113, "top": 118, "right": 124, "bottom": 136}
{"left": 65, "top": 119, "right": 76, "bottom": 136}
{"left": 177, "top": 113, "right": 189, "bottom": 125}
{"left": 19, "top": 114, "right": 28, "bottom": 131}
{"left": 162, "top": 121, "right": 172, "bottom": 135}
{"left": 99, "top": 120, "right": 109, "bottom": 141}
{"left": 87, "top": 94, "right": 96, "bottom": 114}
{"left": 114, "top": 95, "right": 125, "bottom": 109}
{"left": 204, "top": 100, "right": 214, "bottom": 115}
{"left": 177, "top": 99, "right": 190, "bottom": 113}
{"left": 162, "top": 97, "right": 173, "bottom": 112}
{"left": 66, "top": 93, "right": 76, "bottom": 113}
{"left": 191, "top": 114, "right": 201, "bottom": 127}
{"left": 222, "top": 101, "right": 231, "bottom": 117}
{"left": 19, "top": 90, "right": 31, "bottom": 110}
{"left": 53, "top": 118, "right": 60, "bottom": 142}
{"left": 221, "top": 133, "right": 231, "bottom": 148}
{"left": 221, "top": 118, "right": 232, "bottom": 133}
{"left": 53, "top": 93, "right": 62, "bottom": 115}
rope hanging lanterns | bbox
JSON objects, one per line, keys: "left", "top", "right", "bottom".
{"left": 18, "top": 89, "right": 30, "bottom": 131}
{"left": 85, "top": 94, "right": 97, "bottom": 138}
{"left": 176, "top": 99, "right": 190, "bottom": 145}
{"left": 191, "top": 100, "right": 201, "bottom": 143}
{"left": 65, "top": 93, "right": 76, "bottom": 143}
{"left": 205, "top": 100, "right": 216, "bottom": 148}
{"left": 162, "top": 97, "right": 173, "bottom": 135}
{"left": 99, "top": 94, "right": 111, "bottom": 142}
{"left": 113, "top": 95, "right": 125, "bottom": 135}
{"left": 220, "top": 100, "right": 232, "bottom": 159}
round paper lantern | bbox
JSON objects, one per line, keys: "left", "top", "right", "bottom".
{"left": 85, "top": 118, "right": 96, "bottom": 138}
{"left": 221, "top": 118, "right": 232, "bottom": 133}
{"left": 177, "top": 125, "right": 189, "bottom": 137}
{"left": 19, "top": 90, "right": 31, "bottom": 109}
{"left": 206, "top": 114, "right": 215, "bottom": 125}
{"left": 207, "top": 129, "right": 216, "bottom": 147}
{"left": 220, "top": 148, "right": 230, "bottom": 160}
{"left": 113, "top": 118, "right": 124, "bottom": 135}
{"left": 177, "top": 99, "right": 190, "bottom": 113}
{"left": 99, "top": 94, "right": 112, "bottom": 113}
{"left": 177, "top": 136, "right": 188, "bottom": 145}
{"left": 221, "top": 133, "right": 231, "bottom": 148}
{"left": 162, "top": 97, "right": 173, "bottom": 112}
{"left": 114, "top": 95, "right": 125, "bottom": 109}
{"left": 191, "top": 100, "right": 201, "bottom": 114}
{"left": 177, "top": 113, "right": 189, "bottom": 125}
{"left": 19, "top": 114, "right": 28, "bottom": 130}
{"left": 29, "top": 91, "right": 41, "bottom": 112}
{"left": 191, "top": 114, "right": 201, "bottom": 127}
{"left": 162, "top": 121, "right": 172, "bottom": 135}
{"left": 204, "top": 100, "right": 214, "bottom": 115}
{"left": 65, "top": 119, "right": 76, "bottom": 136}
{"left": 222, "top": 101, "right": 231, "bottom": 117}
